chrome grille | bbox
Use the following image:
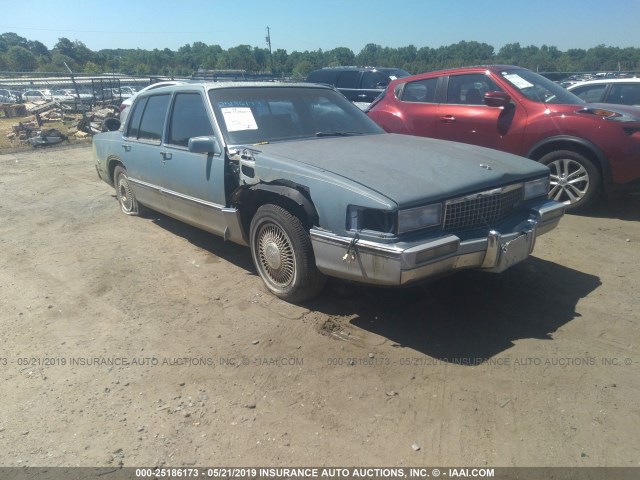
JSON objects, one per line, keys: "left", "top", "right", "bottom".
{"left": 443, "top": 184, "right": 524, "bottom": 231}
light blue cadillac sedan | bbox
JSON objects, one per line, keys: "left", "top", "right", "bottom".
{"left": 93, "top": 82, "right": 564, "bottom": 302}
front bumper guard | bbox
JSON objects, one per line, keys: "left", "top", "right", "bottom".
{"left": 310, "top": 199, "right": 564, "bottom": 286}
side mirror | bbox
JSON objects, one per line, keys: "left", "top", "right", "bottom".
{"left": 102, "top": 117, "right": 121, "bottom": 132}
{"left": 188, "top": 136, "right": 222, "bottom": 155}
{"left": 484, "top": 91, "right": 511, "bottom": 108}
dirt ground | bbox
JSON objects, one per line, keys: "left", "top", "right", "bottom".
{"left": 0, "top": 144, "right": 638, "bottom": 468}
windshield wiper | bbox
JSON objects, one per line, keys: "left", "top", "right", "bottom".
{"left": 315, "top": 131, "right": 363, "bottom": 137}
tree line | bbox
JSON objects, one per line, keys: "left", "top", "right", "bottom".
{"left": 1, "top": 32, "right": 639, "bottom": 78}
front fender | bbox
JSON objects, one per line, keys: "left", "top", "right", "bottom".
{"left": 526, "top": 135, "right": 613, "bottom": 189}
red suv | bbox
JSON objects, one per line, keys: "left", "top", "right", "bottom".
{"left": 367, "top": 65, "right": 640, "bottom": 210}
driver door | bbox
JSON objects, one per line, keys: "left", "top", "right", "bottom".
{"left": 160, "top": 91, "right": 228, "bottom": 235}
{"left": 437, "top": 73, "right": 525, "bottom": 154}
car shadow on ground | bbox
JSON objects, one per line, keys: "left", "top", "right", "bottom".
{"left": 143, "top": 209, "right": 601, "bottom": 363}
{"left": 307, "top": 257, "right": 601, "bottom": 363}
{"left": 146, "top": 211, "right": 255, "bottom": 273}
{"left": 577, "top": 193, "right": 640, "bottom": 221}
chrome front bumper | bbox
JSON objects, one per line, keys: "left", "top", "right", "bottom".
{"left": 310, "top": 199, "right": 565, "bottom": 286}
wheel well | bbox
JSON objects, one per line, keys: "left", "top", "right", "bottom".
{"left": 108, "top": 159, "right": 125, "bottom": 185}
{"left": 234, "top": 186, "right": 318, "bottom": 238}
{"left": 528, "top": 141, "right": 603, "bottom": 178}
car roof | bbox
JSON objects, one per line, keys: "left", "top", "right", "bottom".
{"left": 313, "top": 66, "right": 394, "bottom": 71}
{"left": 568, "top": 78, "right": 640, "bottom": 88}
{"left": 382, "top": 65, "right": 526, "bottom": 90}
{"left": 390, "top": 65, "right": 523, "bottom": 80}
{"left": 137, "top": 81, "right": 335, "bottom": 95}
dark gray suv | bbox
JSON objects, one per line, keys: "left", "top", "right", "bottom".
{"left": 306, "top": 66, "right": 410, "bottom": 104}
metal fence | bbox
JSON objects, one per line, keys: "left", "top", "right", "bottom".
{"left": 0, "top": 72, "right": 182, "bottom": 110}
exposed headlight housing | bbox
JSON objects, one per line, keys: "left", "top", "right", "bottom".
{"left": 397, "top": 203, "right": 442, "bottom": 234}
{"left": 523, "top": 177, "right": 550, "bottom": 200}
{"left": 347, "top": 206, "right": 395, "bottom": 233}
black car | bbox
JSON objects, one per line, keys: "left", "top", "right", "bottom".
{"left": 306, "top": 66, "right": 410, "bottom": 104}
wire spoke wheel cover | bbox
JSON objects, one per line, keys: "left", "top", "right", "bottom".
{"left": 250, "top": 204, "right": 326, "bottom": 302}
{"left": 257, "top": 224, "right": 296, "bottom": 287}
{"left": 113, "top": 166, "right": 143, "bottom": 216}
{"left": 117, "top": 176, "right": 134, "bottom": 212}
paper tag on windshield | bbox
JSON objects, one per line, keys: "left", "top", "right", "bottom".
{"left": 503, "top": 74, "right": 534, "bottom": 89}
{"left": 221, "top": 107, "right": 258, "bottom": 132}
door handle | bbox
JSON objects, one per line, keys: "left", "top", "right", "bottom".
{"left": 440, "top": 115, "right": 456, "bottom": 123}
{"left": 122, "top": 144, "right": 131, "bottom": 152}
{"left": 160, "top": 151, "right": 172, "bottom": 161}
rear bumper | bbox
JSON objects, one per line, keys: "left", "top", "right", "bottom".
{"left": 310, "top": 199, "right": 565, "bottom": 286}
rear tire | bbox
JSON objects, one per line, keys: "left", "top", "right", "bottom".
{"left": 250, "top": 204, "right": 326, "bottom": 302}
{"left": 539, "top": 150, "right": 601, "bottom": 211}
{"left": 114, "top": 166, "right": 146, "bottom": 216}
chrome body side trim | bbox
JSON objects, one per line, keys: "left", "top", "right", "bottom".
{"left": 128, "top": 177, "right": 248, "bottom": 246}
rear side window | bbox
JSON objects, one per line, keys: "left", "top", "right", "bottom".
{"left": 607, "top": 83, "right": 640, "bottom": 105}
{"left": 137, "top": 94, "right": 171, "bottom": 142}
{"left": 400, "top": 78, "right": 439, "bottom": 103}
{"left": 336, "top": 71, "right": 360, "bottom": 88}
{"left": 168, "top": 93, "right": 214, "bottom": 147}
{"left": 361, "top": 71, "right": 388, "bottom": 89}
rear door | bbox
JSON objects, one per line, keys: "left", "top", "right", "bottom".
{"left": 392, "top": 76, "right": 441, "bottom": 135}
{"left": 121, "top": 93, "right": 172, "bottom": 211}
{"left": 335, "top": 70, "right": 361, "bottom": 102}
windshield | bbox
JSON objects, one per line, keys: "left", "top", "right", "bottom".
{"left": 500, "top": 69, "right": 585, "bottom": 105}
{"left": 209, "top": 86, "right": 384, "bottom": 146}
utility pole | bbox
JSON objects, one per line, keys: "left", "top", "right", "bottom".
{"left": 265, "top": 26, "right": 273, "bottom": 73}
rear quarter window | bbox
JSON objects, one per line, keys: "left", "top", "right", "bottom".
{"left": 126, "top": 97, "right": 147, "bottom": 138}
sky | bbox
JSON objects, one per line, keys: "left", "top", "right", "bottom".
{"left": 3, "top": 0, "right": 640, "bottom": 54}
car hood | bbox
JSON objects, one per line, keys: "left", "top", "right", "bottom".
{"left": 250, "top": 134, "right": 549, "bottom": 207}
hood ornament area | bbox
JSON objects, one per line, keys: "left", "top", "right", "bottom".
{"left": 479, "top": 164, "right": 492, "bottom": 170}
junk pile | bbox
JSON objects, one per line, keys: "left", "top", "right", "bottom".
{"left": 28, "top": 128, "right": 68, "bottom": 147}
{"left": 3, "top": 101, "right": 120, "bottom": 146}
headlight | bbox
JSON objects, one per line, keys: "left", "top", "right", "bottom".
{"left": 398, "top": 203, "right": 442, "bottom": 234}
{"left": 347, "top": 206, "right": 394, "bottom": 233}
{"left": 524, "top": 177, "right": 550, "bottom": 200}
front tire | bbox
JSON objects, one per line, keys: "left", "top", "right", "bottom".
{"left": 539, "top": 150, "right": 601, "bottom": 211}
{"left": 114, "top": 166, "right": 146, "bottom": 216}
{"left": 250, "top": 204, "right": 326, "bottom": 302}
